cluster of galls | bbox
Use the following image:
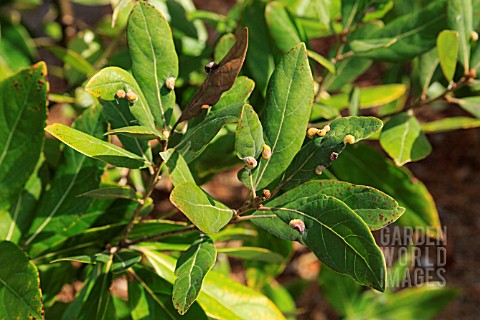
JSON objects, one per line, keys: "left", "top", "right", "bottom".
{"left": 242, "top": 145, "right": 272, "bottom": 169}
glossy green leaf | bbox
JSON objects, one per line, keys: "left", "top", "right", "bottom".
{"left": 0, "top": 19, "right": 36, "bottom": 79}
{"left": 80, "top": 186, "right": 138, "bottom": 201}
{"left": 318, "top": 265, "right": 362, "bottom": 316}
{"left": 421, "top": 117, "right": 480, "bottom": 133}
{"left": 266, "top": 2, "right": 303, "bottom": 53}
{"left": 217, "top": 247, "right": 284, "bottom": 263}
{"left": 178, "top": 28, "right": 248, "bottom": 122}
{"left": 341, "top": 0, "right": 370, "bottom": 29}
{"left": 101, "top": 99, "right": 152, "bottom": 162}
{"left": 78, "top": 264, "right": 115, "bottom": 320}
{"left": 0, "top": 241, "right": 43, "bottom": 319}
{"left": 257, "top": 180, "right": 404, "bottom": 232}
{"left": 176, "top": 103, "right": 243, "bottom": 163}
{"left": 128, "top": 0, "right": 178, "bottom": 129}
{"left": 129, "top": 267, "right": 207, "bottom": 320}
{"left": 320, "top": 84, "right": 407, "bottom": 110}
{"left": 350, "top": 37, "right": 397, "bottom": 53}
{"left": 368, "top": 283, "right": 459, "bottom": 319}
{"left": 353, "top": 0, "right": 447, "bottom": 61}
{"left": 348, "top": 86, "right": 360, "bottom": 116}
{"left": 45, "top": 46, "right": 95, "bottom": 76}
{"left": 322, "top": 57, "right": 372, "bottom": 91}
{"left": 170, "top": 182, "right": 233, "bottom": 234}
{"left": 329, "top": 143, "right": 442, "bottom": 238}
{"left": 414, "top": 48, "right": 440, "bottom": 97}
{"left": 85, "top": 67, "right": 157, "bottom": 131}
{"left": 454, "top": 96, "right": 480, "bottom": 118}
{"left": 310, "top": 103, "right": 340, "bottom": 121}
{"left": 105, "top": 125, "right": 164, "bottom": 140}
{"left": 214, "top": 33, "right": 236, "bottom": 62}
{"left": 380, "top": 112, "right": 432, "bottom": 166}
{"left": 160, "top": 149, "right": 195, "bottom": 186}
{"left": 243, "top": 0, "right": 275, "bottom": 94}
{"left": 1, "top": 160, "right": 42, "bottom": 243}
{"left": 280, "top": 117, "right": 383, "bottom": 190}
{"left": 307, "top": 49, "right": 336, "bottom": 74}
{"left": 268, "top": 195, "right": 386, "bottom": 291}
{"left": 0, "top": 62, "right": 47, "bottom": 200}
{"left": 45, "top": 123, "right": 149, "bottom": 169}
{"left": 246, "top": 43, "right": 314, "bottom": 190}
{"left": 235, "top": 104, "right": 264, "bottom": 159}
{"left": 448, "top": 0, "right": 473, "bottom": 72}
{"left": 138, "top": 249, "right": 286, "bottom": 320}
{"left": 24, "top": 106, "right": 106, "bottom": 255}
{"left": 213, "top": 76, "right": 255, "bottom": 110}
{"left": 173, "top": 235, "right": 216, "bottom": 314}
{"left": 437, "top": 30, "right": 459, "bottom": 82}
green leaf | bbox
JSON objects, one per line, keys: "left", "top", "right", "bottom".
{"left": 129, "top": 267, "right": 208, "bottom": 320}
{"left": 170, "top": 182, "right": 233, "bottom": 234}
{"left": 24, "top": 106, "right": 106, "bottom": 255}
{"left": 414, "top": 48, "right": 440, "bottom": 97}
{"left": 0, "top": 241, "right": 43, "bottom": 319}
{"left": 101, "top": 99, "right": 152, "bottom": 163}
{"left": 329, "top": 143, "right": 442, "bottom": 238}
{"left": 380, "top": 112, "right": 432, "bottom": 166}
{"left": 0, "top": 62, "right": 47, "bottom": 200}
{"left": 213, "top": 76, "right": 255, "bottom": 110}
{"left": 357, "top": 283, "right": 459, "bottom": 319}
{"left": 45, "top": 46, "right": 95, "bottom": 76}
{"left": 280, "top": 116, "right": 383, "bottom": 190}
{"left": 246, "top": 43, "right": 314, "bottom": 190}
{"left": 350, "top": 37, "right": 397, "bottom": 53}
{"left": 176, "top": 103, "right": 243, "bottom": 163}
{"left": 341, "top": 0, "right": 370, "bottom": 29}
{"left": 448, "top": 0, "right": 473, "bottom": 72}
{"left": 214, "top": 33, "right": 236, "bottom": 62}
{"left": 78, "top": 264, "right": 115, "bottom": 320}
{"left": 178, "top": 28, "right": 248, "bottom": 122}
{"left": 128, "top": 0, "right": 178, "bottom": 128}
{"left": 105, "top": 125, "right": 165, "bottom": 140}
{"left": 1, "top": 161, "right": 42, "bottom": 243}
{"left": 319, "top": 84, "right": 407, "bottom": 110}
{"left": 265, "top": 2, "right": 303, "bottom": 53}
{"left": 307, "top": 49, "right": 336, "bottom": 74}
{"left": 85, "top": 67, "right": 157, "bottom": 131}
{"left": 0, "top": 19, "right": 36, "bottom": 79}
{"left": 217, "top": 247, "right": 284, "bottom": 263}
{"left": 322, "top": 57, "right": 372, "bottom": 91}
{"left": 256, "top": 180, "right": 404, "bottom": 233}
{"left": 437, "top": 30, "right": 459, "bottom": 82}
{"left": 348, "top": 86, "right": 360, "bottom": 116}
{"left": 138, "top": 249, "right": 286, "bottom": 320}
{"left": 243, "top": 1, "right": 275, "bottom": 94}
{"left": 173, "top": 235, "right": 216, "bottom": 314}
{"left": 421, "top": 117, "right": 480, "bottom": 133}
{"left": 353, "top": 0, "right": 448, "bottom": 61}
{"left": 235, "top": 104, "right": 264, "bottom": 159}
{"left": 318, "top": 265, "right": 362, "bottom": 316}
{"left": 80, "top": 186, "right": 138, "bottom": 201}
{"left": 160, "top": 149, "right": 195, "bottom": 186}
{"left": 45, "top": 123, "right": 149, "bottom": 169}
{"left": 268, "top": 195, "right": 386, "bottom": 291}
{"left": 453, "top": 96, "right": 480, "bottom": 118}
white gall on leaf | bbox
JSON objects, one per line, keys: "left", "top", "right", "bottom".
{"left": 243, "top": 157, "right": 257, "bottom": 169}
{"left": 166, "top": 77, "right": 176, "bottom": 90}
{"left": 289, "top": 219, "right": 305, "bottom": 235}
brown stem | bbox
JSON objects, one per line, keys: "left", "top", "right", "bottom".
{"left": 385, "top": 76, "right": 472, "bottom": 118}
